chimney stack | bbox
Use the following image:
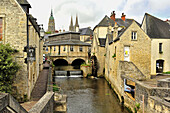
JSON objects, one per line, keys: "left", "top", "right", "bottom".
{"left": 110, "top": 11, "right": 116, "bottom": 21}
{"left": 121, "top": 13, "right": 126, "bottom": 21}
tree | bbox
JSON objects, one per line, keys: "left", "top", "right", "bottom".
{"left": 0, "top": 44, "right": 20, "bottom": 93}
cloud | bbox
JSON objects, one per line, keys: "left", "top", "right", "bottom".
{"left": 28, "top": 0, "right": 170, "bottom": 31}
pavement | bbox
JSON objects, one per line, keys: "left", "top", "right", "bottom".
{"left": 142, "top": 75, "right": 170, "bottom": 87}
{"left": 21, "top": 62, "right": 50, "bottom": 111}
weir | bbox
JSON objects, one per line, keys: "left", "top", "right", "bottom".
{"left": 55, "top": 70, "right": 83, "bottom": 77}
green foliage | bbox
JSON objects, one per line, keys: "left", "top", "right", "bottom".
{"left": 134, "top": 103, "right": 140, "bottom": 113}
{"left": 87, "top": 73, "right": 92, "bottom": 77}
{"left": 0, "top": 44, "right": 20, "bottom": 93}
{"left": 104, "top": 54, "right": 106, "bottom": 56}
{"left": 81, "top": 62, "right": 92, "bottom": 66}
{"left": 53, "top": 84, "right": 60, "bottom": 92}
{"left": 45, "top": 31, "right": 51, "bottom": 34}
{"left": 163, "top": 71, "right": 170, "bottom": 74}
{"left": 112, "top": 53, "right": 116, "bottom": 58}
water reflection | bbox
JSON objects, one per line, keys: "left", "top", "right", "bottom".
{"left": 54, "top": 77, "right": 128, "bottom": 113}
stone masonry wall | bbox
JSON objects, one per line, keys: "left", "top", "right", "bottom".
{"left": 0, "top": 0, "right": 28, "bottom": 99}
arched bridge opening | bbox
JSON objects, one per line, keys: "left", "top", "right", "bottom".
{"left": 71, "top": 59, "right": 85, "bottom": 69}
{"left": 53, "top": 59, "right": 68, "bottom": 66}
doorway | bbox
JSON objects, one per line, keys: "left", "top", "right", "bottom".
{"left": 124, "top": 46, "right": 130, "bottom": 61}
{"left": 156, "top": 60, "right": 164, "bottom": 73}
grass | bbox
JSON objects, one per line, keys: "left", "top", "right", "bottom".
{"left": 163, "top": 71, "right": 170, "bottom": 74}
{"left": 53, "top": 84, "right": 60, "bottom": 92}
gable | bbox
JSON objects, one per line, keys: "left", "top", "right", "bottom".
{"left": 141, "top": 13, "right": 170, "bottom": 39}
{"left": 119, "top": 21, "right": 151, "bottom": 42}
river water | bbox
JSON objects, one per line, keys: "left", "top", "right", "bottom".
{"left": 54, "top": 77, "right": 128, "bottom": 113}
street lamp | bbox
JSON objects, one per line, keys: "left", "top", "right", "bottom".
{"left": 40, "top": 25, "right": 45, "bottom": 38}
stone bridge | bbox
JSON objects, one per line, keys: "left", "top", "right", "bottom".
{"left": 47, "top": 53, "right": 89, "bottom": 66}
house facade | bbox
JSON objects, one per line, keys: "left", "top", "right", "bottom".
{"left": 141, "top": 13, "right": 170, "bottom": 75}
{"left": 46, "top": 31, "right": 91, "bottom": 65}
{"left": 0, "top": 0, "right": 43, "bottom": 100}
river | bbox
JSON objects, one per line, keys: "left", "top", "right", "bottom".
{"left": 53, "top": 77, "right": 128, "bottom": 113}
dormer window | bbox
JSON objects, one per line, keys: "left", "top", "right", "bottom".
{"left": 131, "top": 31, "right": 137, "bottom": 40}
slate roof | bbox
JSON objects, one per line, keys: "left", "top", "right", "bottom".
{"left": 143, "top": 13, "right": 170, "bottom": 39}
{"left": 28, "top": 14, "right": 40, "bottom": 35}
{"left": 94, "top": 15, "right": 140, "bottom": 45}
{"left": 16, "top": 0, "right": 31, "bottom": 7}
{"left": 47, "top": 40, "right": 91, "bottom": 46}
{"left": 98, "top": 38, "right": 106, "bottom": 47}
{"left": 49, "top": 31, "right": 80, "bottom": 37}
{"left": 93, "top": 15, "right": 139, "bottom": 30}
{"left": 79, "top": 27, "right": 93, "bottom": 36}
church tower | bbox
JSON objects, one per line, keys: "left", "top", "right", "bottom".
{"left": 48, "top": 9, "right": 55, "bottom": 33}
{"left": 69, "top": 16, "right": 74, "bottom": 31}
{"left": 74, "top": 15, "right": 79, "bottom": 32}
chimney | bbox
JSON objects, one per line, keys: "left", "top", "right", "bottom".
{"left": 121, "top": 13, "right": 126, "bottom": 21}
{"left": 110, "top": 11, "right": 116, "bottom": 21}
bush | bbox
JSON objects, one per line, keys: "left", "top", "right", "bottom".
{"left": 0, "top": 44, "right": 20, "bottom": 94}
{"left": 81, "top": 62, "right": 92, "bottom": 66}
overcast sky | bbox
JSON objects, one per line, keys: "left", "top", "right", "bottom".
{"left": 28, "top": 0, "right": 170, "bottom": 31}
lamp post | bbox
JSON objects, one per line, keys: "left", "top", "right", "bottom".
{"left": 40, "top": 24, "right": 45, "bottom": 39}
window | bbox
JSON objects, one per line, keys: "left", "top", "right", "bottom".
{"left": 54, "top": 46, "right": 56, "bottom": 51}
{"left": 131, "top": 31, "right": 137, "bottom": 40}
{"left": 46, "top": 47, "right": 48, "bottom": 51}
{"left": 159, "top": 43, "right": 163, "bottom": 53}
{"left": 70, "top": 46, "right": 73, "bottom": 51}
{"left": 79, "top": 46, "right": 83, "bottom": 52}
{"left": 63, "top": 46, "right": 66, "bottom": 51}
{"left": 0, "top": 18, "right": 3, "bottom": 42}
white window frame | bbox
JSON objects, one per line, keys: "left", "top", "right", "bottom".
{"left": 131, "top": 31, "right": 137, "bottom": 40}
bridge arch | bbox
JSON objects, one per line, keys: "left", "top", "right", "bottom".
{"left": 53, "top": 59, "right": 68, "bottom": 66}
{"left": 71, "top": 58, "right": 85, "bottom": 66}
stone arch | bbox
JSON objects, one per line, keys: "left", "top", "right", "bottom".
{"left": 71, "top": 58, "right": 85, "bottom": 66}
{"left": 53, "top": 59, "right": 68, "bottom": 66}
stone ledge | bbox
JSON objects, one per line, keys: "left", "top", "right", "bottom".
{"left": 28, "top": 92, "right": 54, "bottom": 113}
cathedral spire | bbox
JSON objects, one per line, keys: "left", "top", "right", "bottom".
{"left": 69, "top": 16, "right": 74, "bottom": 31}
{"left": 48, "top": 9, "right": 55, "bottom": 33}
{"left": 75, "top": 15, "right": 79, "bottom": 32}
{"left": 75, "top": 14, "right": 79, "bottom": 27}
{"left": 51, "top": 9, "right": 53, "bottom": 17}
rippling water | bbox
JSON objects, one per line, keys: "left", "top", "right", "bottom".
{"left": 54, "top": 77, "right": 128, "bottom": 113}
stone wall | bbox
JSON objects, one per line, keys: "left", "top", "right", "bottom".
{"left": 29, "top": 92, "right": 54, "bottom": 113}
{"left": 0, "top": 0, "right": 42, "bottom": 100}
{"left": 81, "top": 66, "right": 92, "bottom": 77}
{"left": 0, "top": 93, "right": 27, "bottom": 113}
{"left": 120, "top": 75, "right": 170, "bottom": 113}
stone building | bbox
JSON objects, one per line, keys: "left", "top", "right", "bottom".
{"left": 46, "top": 31, "right": 91, "bottom": 65}
{"left": 79, "top": 27, "right": 93, "bottom": 44}
{"left": 0, "top": 0, "right": 43, "bottom": 100}
{"left": 141, "top": 13, "right": 170, "bottom": 75}
{"left": 47, "top": 9, "right": 55, "bottom": 34}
